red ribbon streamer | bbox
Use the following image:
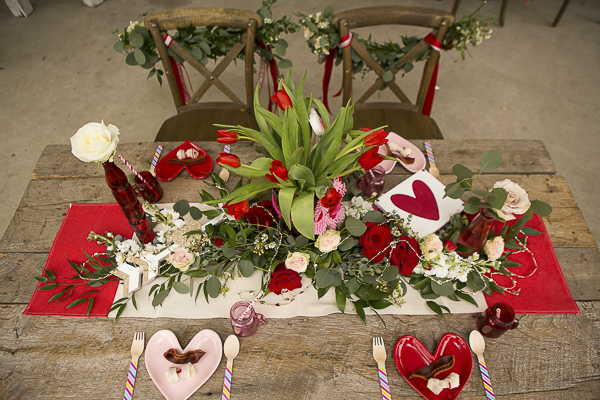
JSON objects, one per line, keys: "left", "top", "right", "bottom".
{"left": 322, "top": 33, "right": 353, "bottom": 114}
{"left": 163, "top": 34, "right": 187, "bottom": 106}
{"left": 256, "top": 39, "right": 279, "bottom": 113}
{"left": 422, "top": 33, "right": 442, "bottom": 116}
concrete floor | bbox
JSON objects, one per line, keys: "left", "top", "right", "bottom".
{"left": 1, "top": 0, "right": 599, "bottom": 247}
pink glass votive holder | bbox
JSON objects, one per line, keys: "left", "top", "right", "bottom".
{"left": 230, "top": 301, "right": 266, "bottom": 337}
{"left": 477, "top": 302, "right": 519, "bottom": 338}
{"left": 356, "top": 165, "right": 386, "bottom": 198}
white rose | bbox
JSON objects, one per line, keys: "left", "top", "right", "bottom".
{"left": 419, "top": 233, "right": 444, "bottom": 261}
{"left": 315, "top": 230, "right": 341, "bottom": 253}
{"left": 303, "top": 27, "right": 314, "bottom": 40}
{"left": 70, "top": 121, "right": 120, "bottom": 163}
{"left": 492, "top": 179, "right": 531, "bottom": 220}
{"left": 285, "top": 252, "right": 310, "bottom": 273}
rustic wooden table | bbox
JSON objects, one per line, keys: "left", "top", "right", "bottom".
{"left": 1, "top": 140, "right": 598, "bottom": 399}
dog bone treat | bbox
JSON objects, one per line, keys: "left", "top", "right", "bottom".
{"left": 409, "top": 355, "right": 455, "bottom": 380}
{"left": 446, "top": 372, "right": 460, "bottom": 389}
{"left": 163, "top": 348, "right": 206, "bottom": 364}
{"left": 165, "top": 367, "right": 180, "bottom": 384}
{"left": 178, "top": 362, "right": 197, "bottom": 380}
{"left": 426, "top": 378, "right": 445, "bottom": 395}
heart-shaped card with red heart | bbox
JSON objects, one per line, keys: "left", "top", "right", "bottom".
{"left": 394, "top": 333, "right": 473, "bottom": 400}
{"left": 145, "top": 329, "right": 222, "bottom": 400}
{"left": 156, "top": 141, "right": 213, "bottom": 181}
{"left": 376, "top": 170, "right": 463, "bottom": 237}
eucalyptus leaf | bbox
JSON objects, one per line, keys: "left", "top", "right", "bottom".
{"left": 431, "top": 280, "right": 455, "bottom": 296}
{"left": 173, "top": 200, "right": 191, "bottom": 216}
{"left": 363, "top": 211, "right": 386, "bottom": 223}
{"left": 530, "top": 200, "right": 553, "bottom": 217}
{"left": 481, "top": 150, "right": 502, "bottom": 171}
{"left": 133, "top": 48, "right": 146, "bottom": 65}
{"left": 152, "top": 289, "right": 170, "bottom": 307}
{"left": 129, "top": 32, "right": 144, "bottom": 48}
{"left": 335, "top": 287, "right": 346, "bottom": 313}
{"left": 174, "top": 282, "right": 189, "bottom": 294}
{"left": 382, "top": 266, "right": 399, "bottom": 282}
{"left": 315, "top": 269, "right": 336, "bottom": 288}
{"left": 238, "top": 259, "right": 255, "bottom": 277}
{"left": 206, "top": 276, "right": 221, "bottom": 298}
{"left": 189, "top": 207, "right": 203, "bottom": 220}
{"left": 345, "top": 217, "right": 367, "bottom": 236}
{"left": 278, "top": 59, "right": 293, "bottom": 69}
{"left": 339, "top": 237, "right": 355, "bottom": 251}
{"left": 113, "top": 41, "right": 124, "bottom": 52}
{"left": 382, "top": 71, "right": 394, "bottom": 83}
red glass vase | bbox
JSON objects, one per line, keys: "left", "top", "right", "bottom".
{"left": 102, "top": 161, "right": 156, "bottom": 243}
{"left": 456, "top": 208, "right": 494, "bottom": 257}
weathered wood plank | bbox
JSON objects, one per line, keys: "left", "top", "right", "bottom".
{"left": 0, "top": 302, "right": 598, "bottom": 399}
{"left": 32, "top": 140, "right": 555, "bottom": 180}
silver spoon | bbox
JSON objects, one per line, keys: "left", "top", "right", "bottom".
{"left": 469, "top": 330, "right": 495, "bottom": 399}
{"left": 222, "top": 335, "right": 240, "bottom": 398}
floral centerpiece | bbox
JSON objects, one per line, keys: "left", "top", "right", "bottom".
{"left": 35, "top": 72, "right": 552, "bottom": 322}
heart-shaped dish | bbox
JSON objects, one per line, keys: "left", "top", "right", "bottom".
{"left": 378, "top": 132, "right": 426, "bottom": 174}
{"left": 145, "top": 329, "right": 222, "bottom": 400}
{"left": 155, "top": 141, "right": 213, "bottom": 181}
{"left": 394, "top": 333, "right": 473, "bottom": 400}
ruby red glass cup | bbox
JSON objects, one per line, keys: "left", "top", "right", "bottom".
{"left": 230, "top": 301, "right": 266, "bottom": 337}
{"left": 134, "top": 171, "right": 163, "bottom": 203}
{"left": 477, "top": 302, "right": 519, "bottom": 338}
{"left": 356, "top": 165, "right": 386, "bottom": 198}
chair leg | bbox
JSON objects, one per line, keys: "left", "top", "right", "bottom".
{"left": 451, "top": 0, "right": 461, "bottom": 16}
{"left": 499, "top": 0, "right": 509, "bottom": 27}
{"left": 552, "top": 0, "right": 571, "bottom": 27}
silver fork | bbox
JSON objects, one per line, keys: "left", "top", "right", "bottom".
{"left": 124, "top": 332, "right": 145, "bottom": 400}
{"left": 373, "top": 337, "right": 391, "bottom": 399}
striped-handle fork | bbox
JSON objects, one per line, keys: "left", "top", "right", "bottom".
{"left": 373, "top": 337, "right": 391, "bottom": 400}
{"left": 124, "top": 332, "right": 145, "bottom": 400}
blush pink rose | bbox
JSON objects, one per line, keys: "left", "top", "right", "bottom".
{"left": 285, "top": 252, "right": 310, "bottom": 273}
{"left": 315, "top": 230, "right": 341, "bottom": 253}
{"left": 493, "top": 179, "right": 531, "bottom": 221}
{"left": 484, "top": 236, "right": 504, "bottom": 261}
{"left": 170, "top": 248, "right": 195, "bottom": 271}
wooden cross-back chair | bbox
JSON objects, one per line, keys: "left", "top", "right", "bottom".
{"left": 144, "top": 8, "right": 263, "bottom": 142}
{"left": 332, "top": 7, "right": 454, "bottom": 140}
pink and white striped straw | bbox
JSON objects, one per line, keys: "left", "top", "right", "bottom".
{"left": 118, "top": 155, "right": 146, "bottom": 183}
{"left": 237, "top": 290, "right": 263, "bottom": 321}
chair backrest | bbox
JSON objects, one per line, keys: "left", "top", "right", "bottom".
{"left": 332, "top": 7, "right": 454, "bottom": 113}
{"left": 144, "top": 8, "right": 263, "bottom": 112}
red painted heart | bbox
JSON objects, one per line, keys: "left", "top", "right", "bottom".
{"left": 390, "top": 180, "right": 440, "bottom": 221}
{"left": 155, "top": 141, "right": 213, "bottom": 181}
{"left": 394, "top": 333, "right": 473, "bottom": 400}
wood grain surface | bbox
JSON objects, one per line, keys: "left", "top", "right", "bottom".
{"left": 1, "top": 141, "right": 598, "bottom": 399}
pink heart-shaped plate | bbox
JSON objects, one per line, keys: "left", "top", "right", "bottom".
{"left": 394, "top": 333, "right": 473, "bottom": 400}
{"left": 155, "top": 141, "right": 213, "bottom": 181}
{"left": 378, "top": 132, "right": 426, "bottom": 174}
{"left": 145, "top": 329, "right": 222, "bottom": 400}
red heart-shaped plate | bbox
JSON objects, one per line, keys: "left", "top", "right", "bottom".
{"left": 156, "top": 141, "right": 213, "bottom": 181}
{"left": 394, "top": 333, "right": 473, "bottom": 400}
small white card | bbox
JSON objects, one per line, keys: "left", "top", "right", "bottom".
{"left": 376, "top": 170, "right": 463, "bottom": 237}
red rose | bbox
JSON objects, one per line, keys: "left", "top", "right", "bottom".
{"left": 359, "top": 222, "right": 393, "bottom": 263}
{"left": 213, "top": 238, "right": 224, "bottom": 247}
{"left": 216, "top": 130, "right": 238, "bottom": 144}
{"left": 216, "top": 152, "right": 241, "bottom": 168}
{"left": 265, "top": 160, "right": 289, "bottom": 183}
{"left": 271, "top": 89, "right": 292, "bottom": 110}
{"left": 244, "top": 200, "right": 276, "bottom": 229}
{"left": 390, "top": 236, "right": 422, "bottom": 275}
{"left": 361, "top": 128, "right": 389, "bottom": 147}
{"left": 358, "top": 147, "right": 384, "bottom": 170}
{"left": 223, "top": 200, "right": 249, "bottom": 220}
{"left": 444, "top": 240, "right": 457, "bottom": 251}
{"left": 267, "top": 263, "right": 302, "bottom": 295}
{"left": 321, "top": 187, "right": 342, "bottom": 210}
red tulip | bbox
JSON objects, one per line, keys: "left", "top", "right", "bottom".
{"left": 216, "top": 152, "right": 240, "bottom": 168}
{"left": 216, "top": 130, "right": 238, "bottom": 144}
{"left": 321, "top": 187, "right": 342, "bottom": 210}
{"left": 358, "top": 147, "right": 384, "bottom": 170}
{"left": 265, "top": 160, "right": 289, "bottom": 183}
{"left": 223, "top": 200, "right": 250, "bottom": 220}
{"left": 271, "top": 89, "right": 292, "bottom": 110}
{"left": 361, "top": 128, "right": 388, "bottom": 147}
{"left": 444, "top": 240, "right": 457, "bottom": 252}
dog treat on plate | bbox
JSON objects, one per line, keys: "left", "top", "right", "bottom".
{"left": 427, "top": 378, "right": 445, "bottom": 395}
{"left": 165, "top": 367, "right": 180, "bottom": 384}
{"left": 426, "top": 372, "right": 460, "bottom": 395}
{"left": 446, "top": 372, "right": 460, "bottom": 389}
{"left": 178, "top": 362, "right": 197, "bottom": 380}
{"left": 163, "top": 348, "right": 206, "bottom": 364}
{"left": 409, "top": 355, "right": 455, "bottom": 380}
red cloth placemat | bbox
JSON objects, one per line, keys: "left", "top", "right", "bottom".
{"left": 483, "top": 214, "right": 580, "bottom": 314}
{"left": 23, "top": 204, "right": 131, "bottom": 317}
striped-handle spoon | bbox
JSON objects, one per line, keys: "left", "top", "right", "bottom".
{"left": 222, "top": 335, "right": 240, "bottom": 400}
{"left": 423, "top": 141, "right": 440, "bottom": 179}
{"left": 470, "top": 330, "right": 495, "bottom": 400}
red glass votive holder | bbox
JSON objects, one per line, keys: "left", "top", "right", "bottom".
{"left": 477, "top": 302, "right": 519, "bottom": 338}
{"left": 230, "top": 301, "right": 266, "bottom": 337}
{"left": 356, "top": 165, "right": 386, "bottom": 198}
{"left": 134, "top": 171, "right": 163, "bottom": 203}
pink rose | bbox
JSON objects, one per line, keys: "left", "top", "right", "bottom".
{"left": 419, "top": 233, "right": 444, "bottom": 261}
{"left": 493, "top": 179, "right": 531, "bottom": 221}
{"left": 285, "top": 252, "right": 310, "bottom": 273}
{"left": 484, "top": 236, "right": 504, "bottom": 261}
{"left": 170, "top": 248, "right": 194, "bottom": 271}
